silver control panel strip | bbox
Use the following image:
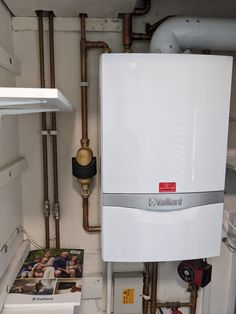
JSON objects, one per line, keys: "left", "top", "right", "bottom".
{"left": 103, "top": 191, "right": 224, "bottom": 211}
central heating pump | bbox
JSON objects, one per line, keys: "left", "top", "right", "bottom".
{"left": 100, "top": 53, "right": 232, "bottom": 262}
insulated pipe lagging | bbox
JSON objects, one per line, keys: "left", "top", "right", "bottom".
{"left": 150, "top": 17, "right": 236, "bottom": 53}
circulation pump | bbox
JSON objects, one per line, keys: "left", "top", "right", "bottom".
{"left": 177, "top": 259, "right": 212, "bottom": 288}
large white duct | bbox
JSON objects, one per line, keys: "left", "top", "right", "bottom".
{"left": 150, "top": 16, "right": 236, "bottom": 53}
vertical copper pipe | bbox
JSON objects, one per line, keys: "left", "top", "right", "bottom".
{"left": 55, "top": 219, "right": 60, "bottom": 247}
{"left": 123, "top": 13, "right": 133, "bottom": 52}
{"left": 190, "top": 285, "right": 198, "bottom": 314}
{"left": 44, "top": 216, "right": 50, "bottom": 248}
{"left": 37, "top": 10, "right": 50, "bottom": 248}
{"left": 80, "top": 14, "right": 89, "bottom": 142}
{"left": 49, "top": 11, "right": 60, "bottom": 249}
{"left": 150, "top": 262, "right": 158, "bottom": 314}
{"left": 38, "top": 11, "right": 45, "bottom": 89}
{"left": 121, "top": 0, "right": 151, "bottom": 52}
{"left": 143, "top": 263, "right": 150, "bottom": 314}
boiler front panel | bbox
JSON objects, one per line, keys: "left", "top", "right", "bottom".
{"left": 100, "top": 54, "right": 232, "bottom": 194}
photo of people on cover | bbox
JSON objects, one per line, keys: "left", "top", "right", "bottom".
{"left": 10, "top": 249, "right": 83, "bottom": 296}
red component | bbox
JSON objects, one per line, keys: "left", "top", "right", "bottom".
{"left": 172, "top": 311, "right": 183, "bottom": 314}
{"left": 159, "top": 182, "right": 176, "bottom": 192}
{"left": 177, "top": 259, "right": 212, "bottom": 288}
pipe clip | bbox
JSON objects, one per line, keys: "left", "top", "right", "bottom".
{"left": 53, "top": 202, "right": 60, "bottom": 220}
{"left": 41, "top": 130, "right": 49, "bottom": 136}
{"left": 143, "top": 294, "right": 151, "bottom": 301}
{"left": 49, "top": 130, "right": 57, "bottom": 135}
{"left": 43, "top": 200, "right": 50, "bottom": 217}
{"left": 80, "top": 81, "right": 89, "bottom": 87}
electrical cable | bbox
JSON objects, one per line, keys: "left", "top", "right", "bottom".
{"left": 222, "top": 237, "right": 236, "bottom": 252}
{"left": 0, "top": 226, "right": 20, "bottom": 254}
{"left": 157, "top": 307, "right": 164, "bottom": 314}
{"left": 19, "top": 226, "right": 44, "bottom": 249}
{"left": 222, "top": 211, "right": 236, "bottom": 252}
{"left": 223, "top": 212, "right": 236, "bottom": 231}
{"left": 0, "top": 225, "right": 43, "bottom": 256}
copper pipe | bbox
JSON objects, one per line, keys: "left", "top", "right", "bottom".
{"left": 133, "top": 0, "right": 151, "bottom": 16}
{"left": 49, "top": 11, "right": 60, "bottom": 249}
{"left": 123, "top": 13, "right": 133, "bottom": 52}
{"left": 78, "top": 14, "right": 110, "bottom": 233}
{"left": 37, "top": 10, "right": 50, "bottom": 248}
{"left": 80, "top": 14, "right": 111, "bottom": 141}
{"left": 190, "top": 285, "right": 198, "bottom": 314}
{"left": 121, "top": 1, "right": 151, "bottom": 52}
{"left": 85, "top": 41, "right": 111, "bottom": 51}
{"left": 143, "top": 263, "right": 150, "bottom": 314}
{"left": 155, "top": 285, "right": 198, "bottom": 312}
{"left": 49, "top": 11, "right": 56, "bottom": 88}
{"left": 55, "top": 219, "right": 60, "bottom": 247}
{"left": 80, "top": 14, "right": 89, "bottom": 142}
{"left": 157, "top": 302, "right": 192, "bottom": 308}
{"left": 37, "top": 11, "right": 45, "bottom": 89}
{"left": 83, "top": 197, "right": 101, "bottom": 233}
{"left": 44, "top": 216, "right": 50, "bottom": 248}
{"left": 150, "top": 262, "right": 158, "bottom": 314}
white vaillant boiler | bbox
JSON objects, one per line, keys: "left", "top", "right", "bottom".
{"left": 100, "top": 53, "right": 233, "bottom": 262}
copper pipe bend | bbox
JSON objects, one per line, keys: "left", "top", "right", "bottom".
{"left": 83, "top": 197, "right": 101, "bottom": 233}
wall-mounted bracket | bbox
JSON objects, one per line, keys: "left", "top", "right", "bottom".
{"left": 0, "top": 45, "right": 21, "bottom": 75}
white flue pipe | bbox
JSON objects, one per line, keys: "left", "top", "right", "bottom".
{"left": 150, "top": 17, "right": 236, "bottom": 53}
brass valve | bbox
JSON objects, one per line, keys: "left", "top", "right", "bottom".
{"left": 72, "top": 140, "right": 97, "bottom": 189}
{"left": 76, "top": 146, "right": 93, "bottom": 166}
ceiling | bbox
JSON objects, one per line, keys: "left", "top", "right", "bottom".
{"left": 3, "top": 0, "right": 138, "bottom": 17}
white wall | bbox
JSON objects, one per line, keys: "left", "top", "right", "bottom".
{"left": 12, "top": 1, "right": 236, "bottom": 313}
{"left": 0, "top": 2, "right": 24, "bottom": 280}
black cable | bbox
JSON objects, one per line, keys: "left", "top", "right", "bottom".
{"left": 157, "top": 307, "right": 164, "bottom": 314}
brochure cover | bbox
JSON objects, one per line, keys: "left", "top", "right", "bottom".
{"left": 4, "top": 248, "right": 84, "bottom": 308}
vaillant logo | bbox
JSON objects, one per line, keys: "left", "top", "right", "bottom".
{"left": 148, "top": 198, "right": 183, "bottom": 207}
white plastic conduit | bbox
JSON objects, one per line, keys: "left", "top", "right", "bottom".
{"left": 150, "top": 16, "right": 236, "bottom": 53}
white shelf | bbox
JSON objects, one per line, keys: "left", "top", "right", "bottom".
{"left": 0, "top": 88, "right": 74, "bottom": 116}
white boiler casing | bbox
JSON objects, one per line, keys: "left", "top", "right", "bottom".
{"left": 100, "top": 54, "right": 233, "bottom": 262}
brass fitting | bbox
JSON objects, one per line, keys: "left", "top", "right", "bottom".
{"left": 43, "top": 200, "right": 50, "bottom": 217}
{"left": 53, "top": 202, "right": 60, "bottom": 220}
{"left": 79, "top": 178, "right": 91, "bottom": 198}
